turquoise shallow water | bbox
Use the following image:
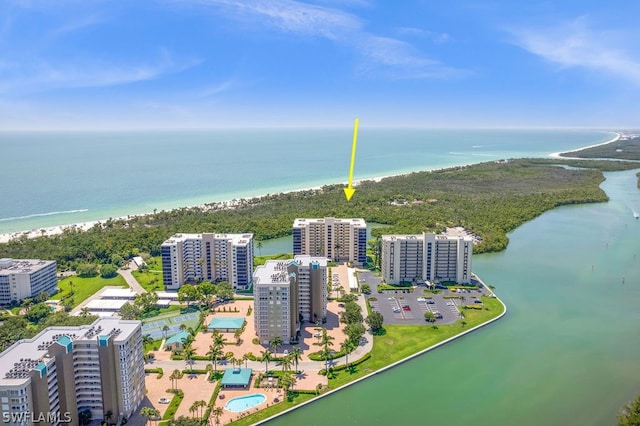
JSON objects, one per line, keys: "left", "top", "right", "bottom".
{"left": 265, "top": 169, "right": 640, "bottom": 426}
{"left": 0, "top": 129, "right": 614, "bottom": 233}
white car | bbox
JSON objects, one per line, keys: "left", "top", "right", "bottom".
{"left": 158, "top": 397, "right": 170, "bottom": 404}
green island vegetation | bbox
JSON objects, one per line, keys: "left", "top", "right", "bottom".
{"left": 1, "top": 158, "right": 639, "bottom": 271}
{"left": 618, "top": 393, "right": 640, "bottom": 426}
{"left": 560, "top": 135, "right": 640, "bottom": 161}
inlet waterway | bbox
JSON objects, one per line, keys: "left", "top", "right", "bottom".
{"left": 266, "top": 169, "right": 640, "bottom": 425}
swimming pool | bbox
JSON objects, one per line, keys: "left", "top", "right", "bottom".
{"left": 224, "top": 394, "right": 267, "bottom": 412}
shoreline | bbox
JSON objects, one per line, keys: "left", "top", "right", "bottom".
{"left": 0, "top": 132, "right": 622, "bottom": 244}
{"left": 548, "top": 131, "right": 621, "bottom": 159}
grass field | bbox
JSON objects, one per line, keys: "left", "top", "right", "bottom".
{"left": 132, "top": 256, "right": 164, "bottom": 291}
{"left": 51, "top": 275, "right": 128, "bottom": 308}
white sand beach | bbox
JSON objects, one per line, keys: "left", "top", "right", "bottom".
{"left": 548, "top": 132, "right": 621, "bottom": 159}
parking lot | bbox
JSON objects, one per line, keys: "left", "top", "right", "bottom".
{"left": 360, "top": 270, "right": 490, "bottom": 326}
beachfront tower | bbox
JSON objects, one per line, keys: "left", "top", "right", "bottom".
{"left": 382, "top": 233, "right": 473, "bottom": 285}
{"left": 161, "top": 233, "right": 254, "bottom": 290}
{"left": 0, "top": 317, "right": 144, "bottom": 425}
{"left": 292, "top": 218, "right": 367, "bottom": 265}
{"left": 0, "top": 258, "right": 58, "bottom": 306}
{"left": 253, "top": 255, "right": 327, "bottom": 344}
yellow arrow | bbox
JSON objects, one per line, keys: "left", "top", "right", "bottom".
{"left": 344, "top": 117, "right": 359, "bottom": 201}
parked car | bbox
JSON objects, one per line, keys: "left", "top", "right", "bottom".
{"left": 427, "top": 300, "right": 435, "bottom": 304}
{"left": 434, "top": 312, "right": 443, "bottom": 319}
{"left": 402, "top": 305, "right": 411, "bottom": 311}
{"left": 158, "top": 397, "right": 170, "bottom": 404}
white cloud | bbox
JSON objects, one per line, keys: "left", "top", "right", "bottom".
{"left": 0, "top": 52, "right": 201, "bottom": 94}
{"left": 185, "top": 0, "right": 468, "bottom": 79}
{"left": 509, "top": 18, "right": 640, "bottom": 86}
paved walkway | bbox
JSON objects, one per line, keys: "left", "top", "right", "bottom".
{"left": 118, "top": 260, "right": 146, "bottom": 294}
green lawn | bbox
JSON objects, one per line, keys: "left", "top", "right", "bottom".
{"left": 131, "top": 256, "right": 164, "bottom": 291}
{"left": 52, "top": 275, "right": 128, "bottom": 308}
{"left": 254, "top": 253, "right": 292, "bottom": 267}
{"left": 132, "top": 269, "right": 164, "bottom": 292}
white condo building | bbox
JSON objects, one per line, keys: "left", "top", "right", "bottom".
{"left": 161, "top": 233, "right": 254, "bottom": 290}
{"left": 0, "top": 317, "right": 144, "bottom": 426}
{"left": 253, "top": 256, "right": 327, "bottom": 344}
{"left": 0, "top": 258, "right": 57, "bottom": 306}
{"left": 382, "top": 233, "right": 473, "bottom": 285}
{"left": 293, "top": 218, "right": 367, "bottom": 265}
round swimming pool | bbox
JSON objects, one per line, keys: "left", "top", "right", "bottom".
{"left": 224, "top": 394, "right": 267, "bottom": 412}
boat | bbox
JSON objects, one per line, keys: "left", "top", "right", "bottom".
{"left": 635, "top": 212, "right": 639, "bottom": 219}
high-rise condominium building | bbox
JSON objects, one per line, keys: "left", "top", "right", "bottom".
{"left": 0, "top": 317, "right": 144, "bottom": 426}
{"left": 382, "top": 233, "right": 473, "bottom": 285}
{"left": 292, "top": 218, "right": 367, "bottom": 265}
{"left": 161, "top": 233, "right": 254, "bottom": 290}
{"left": 253, "top": 256, "right": 327, "bottom": 344}
{"left": 0, "top": 258, "right": 57, "bottom": 306}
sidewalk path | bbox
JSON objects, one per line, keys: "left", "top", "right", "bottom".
{"left": 118, "top": 260, "right": 146, "bottom": 294}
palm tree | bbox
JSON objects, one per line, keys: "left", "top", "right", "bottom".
{"left": 260, "top": 350, "right": 271, "bottom": 373}
{"left": 196, "top": 400, "right": 206, "bottom": 419}
{"left": 140, "top": 407, "right": 160, "bottom": 425}
{"left": 162, "top": 324, "right": 170, "bottom": 340}
{"left": 243, "top": 353, "right": 250, "bottom": 369}
{"left": 104, "top": 410, "right": 113, "bottom": 425}
{"left": 269, "top": 335, "right": 283, "bottom": 357}
{"left": 256, "top": 240, "right": 263, "bottom": 256}
{"left": 80, "top": 307, "right": 90, "bottom": 317}
{"left": 211, "top": 329, "right": 226, "bottom": 349}
{"left": 207, "top": 343, "right": 224, "bottom": 373}
{"left": 320, "top": 329, "right": 335, "bottom": 375}
{"left": 183, "top": 346, "right": 196, "bottom": 371}
{"left": 211, "top": 407, "right": 223, "bottom": 425}
{"left": 340, "top": 339, "right": 356, "bottom": 369}
{"left": 189, "top": 402, "right": 198, "bottom": 419}
{"left": 228, "top": 355, "right": 237, "bottom": 369}
{"left": 169, "top": 369, "right": 182, "bottom": 390}
{"left": 279, "top": 354, "right": 293, "bottom": 372}
{"left": 290, "top": 347, "right": 303, "bottom": 373}
{"left": 334, "top": 242, "right": 342, "bottom": 262}
{"left": 142, "top": 333, "right": 154, "bottom": 347}
{"left": 280, "top": 374, "right": 297, "bottom": 396}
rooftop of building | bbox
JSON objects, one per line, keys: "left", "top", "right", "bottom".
{"left": 254, "top": 255, "right": 326, "bottom": 285}
{"left": 221, "top": 368, "right": 252, "bottom": 387}
{"left": 293, "top": 217, "right": 366, "bottom": 227}
{"left": 165, "top": 331, "right": 191, "bottom": 345}
{"left": 84, "top": 298, "right": 129, "bottom": 311}
{"left": 207, "top": 317, "right": 245, "bottom": 330}
{"left": 161, "top": 233, "right": 254, "bottom": 246}
{"left": 383, "top": 232, "right": 473, "bottom": 242}
{"left": 100, "top": 288, "right": 137, "bottom": 299}
{"left": 0, "top": 317, "right": 141, "bottom": 384}
{"left": 254, "top": 261, "right": 291, "bottom": 286}
{"left": 0, "top": 258, "right": 56, "bottom": 275}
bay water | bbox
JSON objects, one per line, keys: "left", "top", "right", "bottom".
{"left": 0, "top": 129, "right": 614, "bottom": 234}
{"left": 265, "top": 169, "right": 640, "bottom": 426}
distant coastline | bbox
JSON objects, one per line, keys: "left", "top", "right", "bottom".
{"left": 548, "top": 132, "right": 621, "bottom": 159}
{"left": 0, "top": 130, "right": 622, "bottom": 244}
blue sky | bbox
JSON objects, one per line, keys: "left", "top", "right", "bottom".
{"left": 1, "top": 0, "right": 639, "bottom": 129}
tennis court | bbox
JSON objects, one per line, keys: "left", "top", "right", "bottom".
{"left": 141, "top": 311, "right": 201, "bottom": 340}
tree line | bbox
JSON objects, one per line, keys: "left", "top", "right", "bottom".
{"left": 1, "top": 158, "right": 638, "bottom": 271}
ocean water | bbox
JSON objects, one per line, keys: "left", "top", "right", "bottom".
{"left": 0, "top": 129, "right": 615, "bottom": 234}
{"left": 266, "top": 168, "right": 640, "bottom": 426}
